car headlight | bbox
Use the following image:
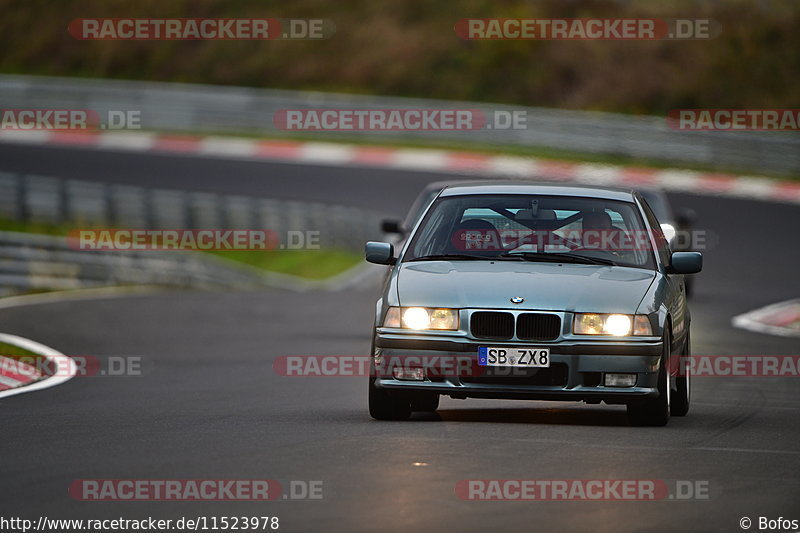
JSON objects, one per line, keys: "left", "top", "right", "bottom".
{"left": 573, "top": 313, "right": 653, "bottom": 336}
{"left": 382, "top": 307, "right": 459, "bottom": 330}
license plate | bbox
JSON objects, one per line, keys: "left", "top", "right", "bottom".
{"left": 478, "top": 347, "right": 550, "bottom": 367}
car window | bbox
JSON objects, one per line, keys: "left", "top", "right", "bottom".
{"left": 409, "top": 197, "right": 458, "bottom": 257}
{"left": 403, "top": 187, "right": 443, "bottom": 231}
{"left": 639, "top": 197, "right": 672, "bottom": 267}
{"left": 406, "top": 194, "right": 656, "bottom": 269}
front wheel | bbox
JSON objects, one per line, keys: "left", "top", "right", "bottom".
{"left": 369, "top": 377, "right": 411, "bottom": 420}
{"left": 627, "top": 331, "right": 671, "bottom": 427}
{"left": 671, "top": 330, "right": 691, "bottom": 417}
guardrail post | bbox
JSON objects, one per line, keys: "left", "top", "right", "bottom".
{"left": 184, "top": 190, "right": 195, "bottom": 229}
{"left": 105, "top": 183, "right": 116, "bottom": 227}
{"left": 144, "top": 188, "right": 155, "bottom": 229}
{"left": 218, "top": 196, "right": 229, "bottom": 229}
{"left": 18, "top": 174, "right": 29, "bottom": 222}
{"left": 58, "top": 178, "right": 70, "bottom": 224}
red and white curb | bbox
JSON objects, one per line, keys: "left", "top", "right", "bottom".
{"left": 0, "top": 354, "right": 41, "bottom": 389}
{"left": 1, "top": 129, "right": 799, "bottom": 205}
{"left": 0, "top": 332, "right": 75, "bottom": 399}
{"left": 733, "top": 299, "right": 800, "bottom": 338}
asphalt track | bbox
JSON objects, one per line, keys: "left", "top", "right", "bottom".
{"left": 1, "top": 143, "right": 799, "bottom": 533}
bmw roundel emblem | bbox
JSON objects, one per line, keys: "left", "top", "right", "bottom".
{"left": 510, "top": 296, "right": 524, "bottom": 304}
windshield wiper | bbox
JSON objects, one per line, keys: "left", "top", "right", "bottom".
{"left": 408, "top": 253, "right": 495, "bottom": 261}
{"left": 498, "top": 252, "right": 616, "bottom": 266}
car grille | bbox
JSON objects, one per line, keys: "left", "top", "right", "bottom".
{"left": 470, "top": 311, "right": 561, "bottom": 340}
{"left": 470, "top": 312, "right": 514, "bottom": 340}
{"left": 516, "top": 313, "right": 561, "bottom": 341}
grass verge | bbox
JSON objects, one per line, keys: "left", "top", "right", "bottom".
{"left": 206, "top": 249, "right": 362, "bottom": 280}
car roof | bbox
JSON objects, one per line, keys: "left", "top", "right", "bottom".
{"left": 438, "top": 181, "right": 638, "bottom": 202}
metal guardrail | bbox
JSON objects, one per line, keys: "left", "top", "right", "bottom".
{"left": 1, "top": 74, "right": 797, "bottom": 174}
{"left": 0, "top": 172, "right": 382, "bottom": 294}
{"left": 0, "top": 172, "right": 382, "bottom": 251}
{"left": 0, "top": 230, "right": 266, "bottom": 293}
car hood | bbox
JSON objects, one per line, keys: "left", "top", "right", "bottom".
{"left": 396, "top": 261, "right": 655, "bottom": 313}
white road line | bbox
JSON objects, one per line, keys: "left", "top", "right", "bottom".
{"left": 0, "top": 285, "right": 160, "bottom": 311}
{"left": 0, "top": 332, "right": 75, "bottom": 400}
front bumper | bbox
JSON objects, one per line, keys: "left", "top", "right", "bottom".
{"left": 374, "top": 333, "right": 663, "bottom": 404}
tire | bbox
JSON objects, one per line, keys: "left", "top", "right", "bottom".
{"left": 369, "top": 377, "right": 411, "bottom": 420}
{"left": 671, "top": 330, "right": 691, "bottom": 417}
{"left": 410, "top": 392, "right": 440, "bottom": 412}
{"left": 627, "top": 331, "right": 671, "bottom": 427}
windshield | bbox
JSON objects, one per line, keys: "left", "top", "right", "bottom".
{"left": 404, "top": 194, "right": 657, "bottom": 269}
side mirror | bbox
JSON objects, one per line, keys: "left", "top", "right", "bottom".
{"left": 675, "top": 207, "right": 696, "bottom": 228}
{"left": 365, "top": 241, "right": 396, "bottom": 265}
{"left": 381, "top": 219, "right": 404, "bottom": 235}
{"left": 669, "top": 251, "right": 702, "bottom": 274}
